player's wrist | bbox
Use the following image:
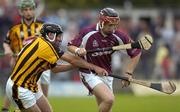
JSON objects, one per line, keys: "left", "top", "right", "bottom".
{"left": 75, "top": 48, "right": 80, "bottom": 55}
{"left": 88, "top": 65, "right": 95, "bottom": 73}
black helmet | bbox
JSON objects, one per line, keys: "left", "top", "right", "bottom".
{"left": 40, "top": 23, "right": 63, "bottom": 43}
{"left": 40, "top": 23, "right": 63, "bottom": 37}
{"left": 100, "top": 7, "right": 119, "bottom": 17}
{"left": 99, "top": 8, "right": 120, "bottom": 28}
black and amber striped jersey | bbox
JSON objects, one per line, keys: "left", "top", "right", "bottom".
{"left": 4, "top": 19, "right": 43, "bottom": 54}
{"left": 10, "top": 37, "right": 64, "bottom": 92}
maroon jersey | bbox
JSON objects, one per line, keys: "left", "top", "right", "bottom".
{"left": 68, "top": 23, "right": 141, "bottom": 74}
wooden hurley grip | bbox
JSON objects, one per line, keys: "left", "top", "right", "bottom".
{"left": 112, "top": 43, "right": 132, "bottom": 50}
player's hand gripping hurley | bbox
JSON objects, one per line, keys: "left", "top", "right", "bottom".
{"left": 87, "top": 34, "right": 153, "bottom": 53}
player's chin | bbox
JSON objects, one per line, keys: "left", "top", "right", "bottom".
{"left": 25, "top": 16, "right": 33, "bottom": 21}
{"left": 53, "top": 42, "right": 62, "bottom": 48}
{"left": 105, "top": 31, "right": 113, "bottom": 36}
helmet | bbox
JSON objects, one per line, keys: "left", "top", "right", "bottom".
{"left": 40, "top": 23, "right": 63, "bottom": 36}
{"left": 18, "top": 0, "right": 36, "bottom": 9}
{"left": 99, "top": 8, "right": 120, "bottom": 28}
{"left": 40, "top": 23, "right": 63, "bottom": 42}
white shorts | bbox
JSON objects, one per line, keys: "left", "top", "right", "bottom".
{"left": 40, "top": 70, "right": 51, "bottom": 85}
{"left": 80, "top": 72, "right": 113, "bottom": 93}
{"left": 6, "top": 78, "right": 43, "bottom": 109}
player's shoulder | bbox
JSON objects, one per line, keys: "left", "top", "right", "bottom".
{"left": 115, "top": 28, "right": 129, "bottom": 35}
{"left": 114, "top": 28, "right": 131, "bottom": 43}
{"left": 8, "top": 22, "right": 22, "bottom": 31}
{"left": 36, "top": 36, "right": 44, "bottom": 41}
{"left": 80, "top": 24, "right": 97, "bottom": 34}
{"left": 114, "top": 28, "right": 130, "bottom": 38}
{"left": 32, "top": 36, "right": 46, "bottom": 46}
{"left": 38, "top": 36, "right": 49, "bottom": 45}
{"left": 35, "top": 18, "right": 44, "bottom": 24}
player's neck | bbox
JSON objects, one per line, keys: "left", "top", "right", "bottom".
{"left": 22, "top": 18, "right": 34, "bottom": 26}
{"left": 100, "top": 30, "right": 108, "bottom": 37}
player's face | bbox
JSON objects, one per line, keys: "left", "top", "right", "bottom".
{"left": 102, "top": 22, "right": 118, "bottom": 35}
{"left": 21, "top": 7, "right": 35, "bottom": 21}
{"left": 55, "top": 34, "right": 63, "bottom": 45}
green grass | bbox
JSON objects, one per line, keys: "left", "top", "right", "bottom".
{"left": 1, "top": 94, "right": 180, "bottom": 112}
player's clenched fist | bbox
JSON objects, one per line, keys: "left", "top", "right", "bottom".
{"left": 75, "top": 48, "right": 87, "bottom": 56}
{"left": 93, "top": 66, "right": 108, "bottom": 76}
{"left": 121, "top": 72, "right": 133, "bottom": 88}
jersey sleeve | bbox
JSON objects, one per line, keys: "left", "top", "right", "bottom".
{"left": 116, "top": 30, "right": 141, "bottom": 58}
{"left": 38, "top": 40, "right": 63, "bottom": 64}
{"left": 3, "top": 23, "right": 18, "bottom": 45}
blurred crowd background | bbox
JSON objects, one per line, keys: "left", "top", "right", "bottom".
{"left": 0, "top": 0, "right": 180, "bottom": 95}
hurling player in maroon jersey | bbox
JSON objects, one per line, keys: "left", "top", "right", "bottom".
{"left": 68, "top": 7, "right": 141, "bottom": 112}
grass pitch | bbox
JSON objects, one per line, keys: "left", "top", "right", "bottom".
{"left": 49, "top": 94, "right": 180, "bottom": 112}
{"left": 0, "top": 94, "right": 180, "bottom": 112}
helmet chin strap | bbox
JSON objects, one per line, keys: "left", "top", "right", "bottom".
{"left": 99, "top": 21, "right": 104, "bottom": 29}
{"left": 46, "top": 33, "right": 56, "bottom": 42}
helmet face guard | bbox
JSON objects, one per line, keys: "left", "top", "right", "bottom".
{"left": 99, "top": 8, "right": 120, "bottom": 29}
{"left": 99, "top": 15, "right": 120, "bottom": 27}
{"left": 46, "top": 33, "right": 57, "bottom": 42}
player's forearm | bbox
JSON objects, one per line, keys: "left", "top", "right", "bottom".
{"left": 125, "top": 52, "right": 141, "bottom": 74}
{"left": 3, "top": 43, "right": 13, "bottom": 55}
{"left": 67, "top": 45, "right": 78, "bottom": 54}
{"left": 70, "top": 56, "right": 96, "bottom": 71}
{"left": 61, "top": 53, "right": 96, "bottom": 72}
{"left": 52, "top": 64, "right": 76, "bottom": 73}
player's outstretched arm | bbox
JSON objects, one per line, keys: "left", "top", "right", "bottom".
{"left": 3, "top": 43, "right": 13, "bottom": 55}
{"left": 121, "top": 52, "right": 141, "bottom": 87}
{"left": 51, "top": 64, "right": 76, "bottom": 73}
{"left": 60, "top": 52, "right": 108, "bottom": 76}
